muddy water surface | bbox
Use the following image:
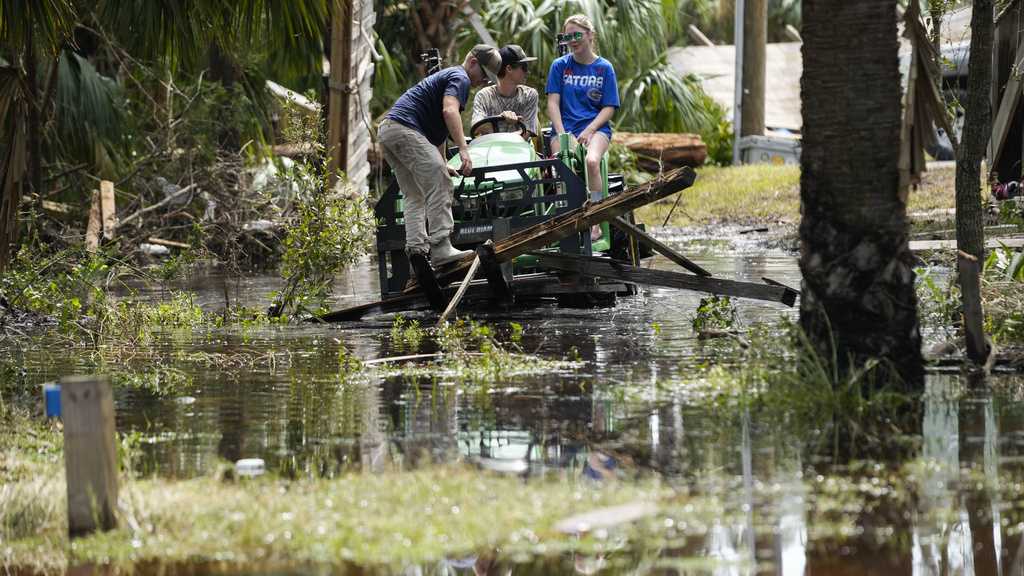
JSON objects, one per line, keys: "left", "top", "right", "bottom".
{"left": 8, "top": 235, "right": 1024, "bottom": 575}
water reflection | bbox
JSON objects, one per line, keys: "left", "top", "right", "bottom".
{"left": 11, "top": 251, "right": 1024, "bottom": 573}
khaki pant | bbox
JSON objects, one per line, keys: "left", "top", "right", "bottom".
{"left": 379, "top": 119, "right": 454, "bottom": 255}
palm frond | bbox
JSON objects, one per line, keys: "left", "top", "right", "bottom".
{"left": 0, "top": 65, "right": 27, "bottom": 271}
{"left": 94, "top": 0, "right": 219, "bottom": 68}
{"left": 0, "top": 0, "right": 75, "bottom": 54}
{"left": 617, "top": 58, "right": 717, "bottom": 134}
{"left": 53, "top": 50, "right": 124, "bottom": 176}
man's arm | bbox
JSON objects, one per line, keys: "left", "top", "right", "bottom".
{"left": 442, "top": 95, "right": 472, "bottom": 176}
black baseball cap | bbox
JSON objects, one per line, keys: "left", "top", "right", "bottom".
{"left": 499, "top": 44, "right": 538, "bottom": 69}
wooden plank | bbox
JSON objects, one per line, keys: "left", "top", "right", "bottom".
{"left": 416, "top": 166, "right": 698, "bottom": 290}
{"left": 85, "top": 189, "right": 101, "bottom": 253}
{"left": 100, "top": 180, "right": 116, "bottom": 240}
{"left": 531, "top": 251, "right": 797, "bottom": 306}
{"left": 437, "top": 252, "right": 483, "bottom": 326}
{"left": 910, "top": 238, "right": 1024, "bottom": 251}
{"left": 146, "top": 236, "right": 190, "bottom": 249}
{"left": 611, "top": 216, "right": 711, "bottom": 276}
{"left": 61, "top": 375, "right": 118, "bottom": 537}
{"left": 958, "top": 251, "right": 990, "bottom": 365}
{"left": 327, "top": 0, "right": 353, "bottom": 187}
{"left": 761, "top": 276, "right": 800, "bottom": 295}
{"left": 989, "top": 38, "right": 1024, "bottom": 167}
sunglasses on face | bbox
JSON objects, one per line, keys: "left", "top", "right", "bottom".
{"left": 557, "top": 31, "right": 585, "bottom": 43}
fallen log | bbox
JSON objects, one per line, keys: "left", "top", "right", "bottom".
{"left": 614, "top": 132, "right": 708, "bottom": 170}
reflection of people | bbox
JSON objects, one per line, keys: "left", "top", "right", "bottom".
{"left": 471, "top": 44, "right": 540, "bottom": 137}
{"left": 546, "top": 13, "right": 620, "bottom": 202}
{"left": 379, "top": 45, "right": 503, "bottom": 265}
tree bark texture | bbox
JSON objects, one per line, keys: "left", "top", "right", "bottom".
{"left": 741, "top": 0, "right": 767, "bottom": 137}
{"left": 26, "top": 25, "right": 42, "bottom": 200}
{"left": 955, "top": 0, "right": 994, "bottom": 261}
{"left": 800, "top": 0, "right": 923, "bottom": 387}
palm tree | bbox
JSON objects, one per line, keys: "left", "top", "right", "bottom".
{"left": 0, "top": 0, "right": 336, "bottom": 270}
{"left": 0, "top": 0, "right": 76, "bottom": 270}
{"left": 799, "top": 0, "right": 924, "bottom": 387}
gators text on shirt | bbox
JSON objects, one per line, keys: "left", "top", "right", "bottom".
{"left": 545, "top": 54, "right": 620, "bottom": 138}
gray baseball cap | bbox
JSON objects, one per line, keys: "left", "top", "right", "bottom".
{"left": 471, "top": 44, "right": 502, "bottom": 83}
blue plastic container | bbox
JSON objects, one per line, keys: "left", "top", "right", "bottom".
{"left": 43, "top": 383, "right": 61, "bottom": 418}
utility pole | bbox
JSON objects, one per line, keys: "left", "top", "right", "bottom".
{"left": 732, "top": 0, "right": 745, "bottom": 164}
{"left": 742, "top": 0, "right": 767, "bottom": 137}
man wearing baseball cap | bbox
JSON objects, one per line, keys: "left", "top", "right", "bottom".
{"left": 379, "top": 44, "right": 502, "bottom": 265}
{"left": 471, "top": 44, "right": 540, "bottom": 138}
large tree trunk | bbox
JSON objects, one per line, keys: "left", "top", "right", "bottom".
{"left": 799, "top": 0, "right": 923, "bottom": 388}
{"left": 955, "top": 0, "right": 994, "bottom": 262}
{"left": 955, "top": 0, "right": 994, "bottom": 365}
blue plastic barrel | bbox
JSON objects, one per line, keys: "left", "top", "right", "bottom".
{"left": 44, "top": 383, "right": 61, "bottom": 418}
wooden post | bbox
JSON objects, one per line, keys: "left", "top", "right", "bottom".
{"left": 741, "top": 0, "right": 767, "bottom": 137}
{"left": 732, "top": 0, "right": 745, "bottom": 164}
{"left": 85, "top": 190, "right": 101, "bottom": 253}
{"left": 100, "top": 180, "right": 116, "bottom": 240}
{"left": 61, "top": 375, "right": 118, "bottom": 537}
{"left": 327, "top": 0, "right": 354, "bottom": 188}
{"left": 958, "top": 251, "right": 990, "bottom": 365}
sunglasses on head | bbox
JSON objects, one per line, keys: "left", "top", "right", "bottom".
{"left": 557, "top": 31, "right": 585, "bottom": 43}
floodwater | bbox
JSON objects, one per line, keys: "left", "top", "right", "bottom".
{"left": 8, "top": 231, "right": 1024, "bottom": 575}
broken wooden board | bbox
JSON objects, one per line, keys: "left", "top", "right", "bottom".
{"left": 100, "top": 180, "right": 117, "bottom": 240}
{"left": 407, "top": 166, "right": 698, "bottom": 293}
{"left": 316, "top": 274, "right": 628, "bottom": 322}
{"left": 611, "top": 216, "right": 711, "bottom": 276}
{"left": 910, "top": 238, "right": 1024, "bottom": 251}
{"left": 531, "top": 251, "right": 797, "bottom": 306}
{"left": 85, "top": 190, "right": 102, "bottom": 253}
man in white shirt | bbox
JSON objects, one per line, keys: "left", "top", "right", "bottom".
{"left": 470, "top": 45, "right": 539, "bottom": 138}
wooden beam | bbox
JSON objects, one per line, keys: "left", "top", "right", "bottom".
{"left": 989, "top": 38, "right": 1024, "bottom": 168}
{"left": 741, "top": 0, "right": 767, "bottom": 137}
{"left": 100, "top": 180, "right": 116, "bottom": 240}
{"left": 611, "top": 216, "right": 711, "bottom": 276}
{"left": 416, "top": 166, "right": 698, "bottom": 289}
{"left": 531, "top": 251, "right": 797, "bottom": 306}
{"left": 327, "top": 0, "right": 353, "bottom": 187}
{"left": 85, "top": 189, "right": 101, "bottom": 253}
{"left": 61, "top": 375, "right": 118, "bottom": 537}
{"left": 437, "top": 252, "right": 482, "bottom": 326}
{"left": 910, "top": 238, "right": 1024, "bottom": 251}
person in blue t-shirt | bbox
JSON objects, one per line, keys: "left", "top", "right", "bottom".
{"left": 545, "top": 13, "right": 620, "bottom": 240}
